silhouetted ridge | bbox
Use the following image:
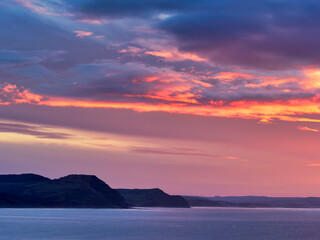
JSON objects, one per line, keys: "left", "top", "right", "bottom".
{"left": 0, "top": 174, "right": 50, "bottom": 183}
{"left": 55, "top": 174, "right": 101, "bottom": 182}
{"left": 46, "top": 174, "right": 128, "bottom": 208}
{"left": 0, "top": 174, "right": 127, "bottom": 208}
{"left": 117, "top": 188, "right": 190, "bottom": 208}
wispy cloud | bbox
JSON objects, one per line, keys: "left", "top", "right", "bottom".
{"left": 77, "top": 19, "right": 106, "bottom": 24}
{"left": 298, "top": 126, "right": 319, "bottom": 132}
{"left": 0, "top": 122, "right": 73, "bottom": 139}
{"left": 73, "top": 30, "right": 93, "bottom": 38}
{"left": 127, "top": 146, "right": 246, "bottom": 161}
{"left": 145, "top": 50, "right": 206, "bottom": 62}
{"left": 14, "top": 0, "right": 72, "bottom": 16}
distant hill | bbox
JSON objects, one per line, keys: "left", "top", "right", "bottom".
{"left": 183, "top": 196, "right": 237, "bottom": 207}
{"left": 183, "top": 195, "right": 320, "bottom": 208}
{"left": 0, "top": 174, "right": 128, "bottom": 208}
{"left": 117, "top": 188, "right": 190, "bottom": 208}
{"left": 210, "top": 196, "right": 320, "bottom": 208}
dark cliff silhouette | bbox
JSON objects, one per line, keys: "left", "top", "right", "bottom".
{"left": 0, "top": 174, "right": 190, "bottom": 208}
{"left": 0, "top": 174, "right": 127, "bottom": 208}
{"left": 117, "top": 188, "right": 190, "bottom": 208}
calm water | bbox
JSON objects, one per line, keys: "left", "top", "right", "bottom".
{"left": 1, "top": 207, "right": 320, "bottom": 240}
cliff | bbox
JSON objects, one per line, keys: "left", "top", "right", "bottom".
{"left": 117, "top": 188, "right": 190, "bottom": 208}
{"left": 0, "top": 174, "right": 128, "bottom": 208}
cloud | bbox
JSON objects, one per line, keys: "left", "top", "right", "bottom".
{"left": 77, "top": 19, "right": 106, "bottom": 24}
{"left": 73, "top": 30, "right": 93, "bottom": 38}
{"left": 0, "top": 122, "right": 73, "bottom": 139}
{"left": 0, "top": 50, "right": 66, "bottom": 69}
{"left": 14, "top": 0, "right": 72, "bottom": 16}
{"left": 145, "top": 50, "right": 206, "bottom": 62}
{"left": 157, "top": 0, "right": 320, "bottom": 69}
{"left": 59, "top": 0, "right": 320, "bottom": 69}
{"left": 297, "top": 126, "right": 319, "bottom": 132}
{"left": 3, "top": 0, "right": 320, "bottom": 123}
{"left": 13, "top": 0, "right": 320, "bottom": 69}
{"left": 73, "top": 0, "right": 196, "bottom": 19}
{"left": 128, "top": 146, "right": 245, "bottom": 161}
{"left": 0, "top": 83, "right": 42, "bottom": 105}
{"left": 2, "top": 57, "right": 320, "bottom": 123}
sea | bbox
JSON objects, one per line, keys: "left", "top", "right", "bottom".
{"left": 0, "top": 207, "right": 320, "bottom": 240}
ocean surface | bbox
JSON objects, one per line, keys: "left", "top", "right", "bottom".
{"left": 1, "top": 207, "right": 320, "bottom": 240}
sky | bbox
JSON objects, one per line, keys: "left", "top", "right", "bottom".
{"left": 1, "top": 0, "right": 320, "bottom": 197}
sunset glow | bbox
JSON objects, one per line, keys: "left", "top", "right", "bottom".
{"left": 1, "top": 0, "right": 320, "bottom": 197}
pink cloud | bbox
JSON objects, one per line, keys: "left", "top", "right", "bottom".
{"left": 73, "top": 31, "right": 93, "bottom": 38}
{"left": 145, "top": 50, "right": 207, "bottom": 62}
{"left": 0, "top": 83, "right": 43, "bottom": 105}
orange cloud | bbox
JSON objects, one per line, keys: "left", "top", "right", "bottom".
{"left": 4, "top": 65, "right": 320, "bottom": 123}
{"left": 33, "top": 96, "right": 320, "bottom": 124}
{"left": 308, "top": 163, "right": 320, "bottom": 167}
{"left": 211, "top": 72, "right": 255, "bottom": 81}
{"left": 302, "top": 67, "right": 320, "bottom": 89}
{"left": 212, "top": 72, "right": 297, "bottom": 89}
{"left": 297, "top": 126, "right": 319, "bottom": 132}
{"left": 2, "top": 84, "right": 320, "bottom": 124}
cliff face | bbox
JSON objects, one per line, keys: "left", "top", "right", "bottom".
{"left": 117, "top": 188, "right": 190, "bottom": 208}
{"left": 0, "top": 174, "right": 128, "bottom": 208}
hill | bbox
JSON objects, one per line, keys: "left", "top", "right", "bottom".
{"left": 117, "top": 188, "right": 190, "bottom": 208}
{"left": 0, "top": 174, "right": 128, "bottom": 208}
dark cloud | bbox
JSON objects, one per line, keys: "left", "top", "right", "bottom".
{"left": 71, "top": 0, "right": 199, "bottom": 19}
{"left": 27, "top": 60, "right": 168, "bottom": 103}
{"left": 158, "top": 0, "right": 320, "bottom": 69}
{"left": 0, "top": 122, "right": 73, "bottom": 139}
{"left": 66, "top": 0, "right": 320, "bottom": 68}
{"left": 198, "top": 89, "right": 314, "bottom": 104}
